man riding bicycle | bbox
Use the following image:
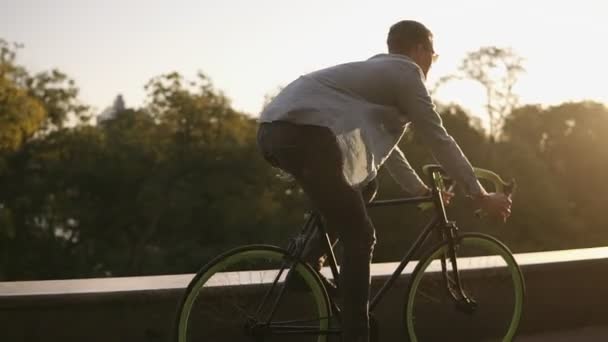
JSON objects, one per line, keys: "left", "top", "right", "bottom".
{"left": 257, "top": 20, "right": 512, "bottom": 342}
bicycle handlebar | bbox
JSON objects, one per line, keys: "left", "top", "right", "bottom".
{"left": 470, "top": 167, "right": 516, "bottom": 196}
{"left": 418, "top": 164, "right": 516, "bottom": 212}
{"left": 421, "top": 164, "right": 515, "bottom": 195}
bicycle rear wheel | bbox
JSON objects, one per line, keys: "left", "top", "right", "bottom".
{"left": 405, "top": 233, "right": 525, "bottom": 342}
{"left": 175, "top": 244, "right": 333, "bottom": 342}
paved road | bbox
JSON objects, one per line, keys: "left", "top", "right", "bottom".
{"left": 520, "top": 326, "right": 608, "bottom": 341}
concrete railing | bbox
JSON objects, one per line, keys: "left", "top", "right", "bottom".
{"left": 3, "top": 247, "right": 608, "bottom": 341}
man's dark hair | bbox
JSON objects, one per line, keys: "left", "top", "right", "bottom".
{"left": 387, "top": 20, "right": 432, "bottom": 53}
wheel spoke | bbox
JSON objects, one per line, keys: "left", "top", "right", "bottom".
{"left": 175, "top": 245, "right": 331, "bottom": 342}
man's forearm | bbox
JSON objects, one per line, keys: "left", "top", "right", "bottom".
{"left": 383, "top": 146, "right": 429, "bottom": 195}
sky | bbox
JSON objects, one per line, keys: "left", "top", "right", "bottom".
{"left": 2, "top": 0, "right": 608, "bottom": 122}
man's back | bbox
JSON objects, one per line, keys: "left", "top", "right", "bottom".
{"left": 261, "top": 53, "right": 422, "bottom": 125}
{"left": 305, "top": 54, "right": 421, "bottom": 108}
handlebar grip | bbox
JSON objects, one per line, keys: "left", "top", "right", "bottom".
{"left": 472, "top": 169, "right": 515, "bottom": 219}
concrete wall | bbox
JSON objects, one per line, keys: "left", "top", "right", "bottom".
{"left": 2, "top": 247, "right": 608, "bottom": 341}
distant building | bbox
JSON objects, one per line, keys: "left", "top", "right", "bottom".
{"left": 97, "top": 95, "right": 126, "bottom": 124}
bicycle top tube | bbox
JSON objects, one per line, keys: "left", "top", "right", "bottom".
{"left": 367, "top": 194, "right": 433, "bottom": 208}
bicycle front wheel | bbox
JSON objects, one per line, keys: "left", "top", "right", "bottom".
{"left": 175, "top": 244, "right": 332, "bottom": 342}
{"left": 405, "top": 233, "right": 525, "bottom": 342}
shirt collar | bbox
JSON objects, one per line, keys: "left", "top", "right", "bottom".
{"left": 369, "top": 53, "right": 415, "bottom": 63}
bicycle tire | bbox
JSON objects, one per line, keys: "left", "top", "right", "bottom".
{"left": 405, "top": 233, "right": 525, "bottom": 342}
{"left": 175, "top": 244, "right": 332, "bottom": 342}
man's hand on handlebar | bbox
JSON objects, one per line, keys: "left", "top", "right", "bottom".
{"left": 473, "top": 192, "right": 512, "bottom": 222}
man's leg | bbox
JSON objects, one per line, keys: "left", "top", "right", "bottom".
{"left": 301, "top": 178, "right": 379, "bottom": 272}
{"left": 258, "top": 122, "right": 375, "bottom": 342}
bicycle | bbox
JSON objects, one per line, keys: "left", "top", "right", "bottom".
{"left": 175, "top": 164, "right": 525, "bottom": 342}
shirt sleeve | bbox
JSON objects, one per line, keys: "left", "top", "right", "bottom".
{"left": 383, "top": 146, "right": 428, "bottom": 195}
{"left": 396, "top": 65, "right": 485, "bottom": 196}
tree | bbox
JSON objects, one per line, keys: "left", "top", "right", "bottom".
{"left": 0, "top": 70, "right": 305, "bottom": 280}
{"left": 503, "top": 102, "right": 608, "bottom": 246}
{"left": 458, "top": 47, "right": 525, "bottom": 139}
{"left": 0, "top": 39, "right": 89, "bottom": 143}
{"left": 0, "top": 39, "right": 91, "bottom": 267}
{"left": 140, "top": 72, "right": 304, "bottom": 273}
{"left": 0, "top": 40, "right": 46, "bottom": 155}
{"left": 24, "top": 69, "right": 90, "bottom": 130}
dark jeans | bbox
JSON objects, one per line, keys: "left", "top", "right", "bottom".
{"left": 257, "top": 121, "right": 377, "bottom": 342}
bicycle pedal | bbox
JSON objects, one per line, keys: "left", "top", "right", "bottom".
{"left": 331, "top": 300, "right": 342, "bottom": 319}
{"left": 319, "top": 275, "right": 339, "bottom": 299}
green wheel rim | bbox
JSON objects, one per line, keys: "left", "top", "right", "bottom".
{"left": 176, "top": 246, "right": 330, "bottom": 342}
{"left": 406, "top": 234, "right": 524, "bottom": 342}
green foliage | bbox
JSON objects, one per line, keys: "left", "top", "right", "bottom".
{"left": 0, "top": 65, "right": 306, "bottom": 280}
{"left": 1, "top": 40, "right": 90, "bottom": 132}
{"left": 0, "top": 79, "right": 46, "bottom": 153}
{"left": 0, "top": 41, "right": 46, "bottom": 154}
{"left": 25, "top": 69, "right": 91, "bottom": 129}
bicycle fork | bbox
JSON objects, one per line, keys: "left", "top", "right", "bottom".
{"left": 439, "top": 222, "right": 478, "bottom": 315}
